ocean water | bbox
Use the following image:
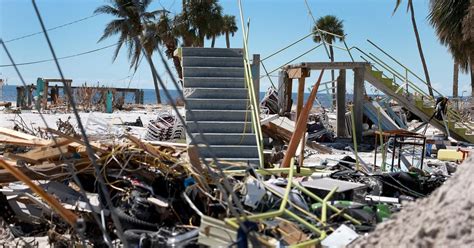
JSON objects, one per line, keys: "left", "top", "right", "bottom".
{"left": 0, "top": 84, "right": 337, "bottom": 108}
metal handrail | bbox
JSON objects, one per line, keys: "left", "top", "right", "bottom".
{"left": 367, "top": 39, "right": 444, "bottom": 97}
{"left": 366, "top": 52, "right": 430, "bottom": 98}
{"left": 256, "top": 26, "right": 472, "bottom": 135}
{"left": 239, "top": 1, "right": 264, "bottom": 168}
{"left": 360, "top": 52, "right": 470, "bottom": 130}
{"left": 358, "top": 47, "right": 466, "bottom": 124}
{"left": 261, "top": 31, "right": 316, "bottom": 62}
{"left": 262, "top": 44, "right": 323, "bottom": 77}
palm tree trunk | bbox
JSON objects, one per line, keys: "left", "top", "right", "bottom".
{"left": 226, "top": 32, "right": 230, "bottom": 48}
{"left": 471, "top": 51, "right": 474, "bottom": 97}
{"left": 173, "top": 55, "right": 183, "bottom": 79}
{"left": 453, "top": 61, "right": 459, "bottom": 98}
{"left": 408, "top": 0, "right": 434, "bottom": 97}
{"left": 148, "top": 58, "right": 161, "bottom": 104}
{"left": 329, "top": 43, "right": 336, "bottom": 107}
{"left": 211, "top": 35, "right": 216, "bottom": 48}
{"left": 198, "top": 32, "right": 205, "bottom": 47}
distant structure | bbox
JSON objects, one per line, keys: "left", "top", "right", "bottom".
{"left": 0, "top": 78, "right": 3, "bottom": 100}
{"left": 15, "top": 78, "right": 145, "bottom": 111}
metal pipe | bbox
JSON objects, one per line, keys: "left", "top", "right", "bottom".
{"left": 292, "top": 182, "right": 362, "bottom": 225}
{"left": 261, "top": 31, "right": 315, "bottom": 62}
{"left": 321, "top": 187, "right": 338, "bottom": 224}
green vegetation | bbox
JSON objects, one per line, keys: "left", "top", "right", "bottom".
{"left": 96, "top": 0, "right": 239, "bottom": 103}
{"left": 428, "top": 0, "right": 473, "bottom": 96}
{"left": 312, "top": 15, "right": 344, "bottom": 106}
{"left": 393, "top": 0, "right": 434, "bottom": 97}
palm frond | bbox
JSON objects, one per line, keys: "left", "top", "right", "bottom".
{"left": 393, "top": 0, "right": 403, "bottom": 14}
{"left": 428, "top": 0, "right": 471, "bottom": 72}
{"left": 98, "top": 19, "right": 127, "bottom": 42}
{"left": 312, "top": 15, "right": 344, "bottom": 44}
{"left": 111, "top": 33, "right": 127, "bottom": 62}
{"left": 94, "top": 5, "right": 121, "bottom": 16}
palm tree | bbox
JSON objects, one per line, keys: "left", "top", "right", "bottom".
{"left": 393, "top": 0, "right": 434, "bottom": 97}
{"left": 143, "top": 12, "right": 183, "bottom": 78}
{"left": 206, "top": 6, "right": 223, "bottom": 48}
{"left": 312, "top": 15, "right": 344, "bottom": 107}
{"left": 95, "top": 0, "right": 162, "bottom": 104}
{"left": 181, "top": 0, "right": 222, "bottom": 47}
{"left": 173, "top": 12, "right": 197, "bottom": 47}
{"left": 222, "top": 15, "right": 238, "bottom": 48}
{"left": 453, "top": 61, "right": 459, "bottom": 98}
{"left": 466, "top": 3, "right": 474, "bottom": 96}
{"left": 428, "top": 0, "right": 473, "bottom": 96}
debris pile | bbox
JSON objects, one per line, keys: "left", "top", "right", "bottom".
{"left": 0, "top": 113, "right": 458, "bottom": 247}
{"left": 351, "top": 157, "right": 474, "bottom": 247}
{"left": 0, "top": 68, "right": 472, "bottom": 247}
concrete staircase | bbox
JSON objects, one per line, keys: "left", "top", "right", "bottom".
{"left": 181, "top": 48, "right": 259, "bottom": 166}
{"left": 364, "top": 67, "right": 474, "bottom": 143}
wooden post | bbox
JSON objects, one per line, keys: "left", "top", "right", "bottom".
{"left": 43, "top": 81, "right": 49, "bottom": 110}
{"left": 297, "top": 76, "right": 306, "bottom": 168}
{"left": 286, "top": 67, "right": 311, "bottom": 168}
{"left": 296, "top": 78, "right": 305, "bottom": 118}
{"left": 65, "top": 81, "right": 71, "bottom": 111}
{"left": 135, "top": 90, "right": 140, "bottom": 104}
{"left": 281, "top": 70, "right": 325, "bottom": 168}
{"left": 252, "top": 54, "right": 260, "bottom": 102}
{"left": 353, "top": 67, "right": 365, "bottom": 142}
{"left": 16, "top": 87, "right": 23, "bottom": 108}
{"left": 336, "top": 69, "right": 346, "bottom": 137}
{"left": 277, "top": 71, "right": 292, "bottom": 116}
{"left": 27, "top": 85, "right": 32, "bottom": 107}
{"left": 285, "top": 78, "right": 293, "bottom": 115}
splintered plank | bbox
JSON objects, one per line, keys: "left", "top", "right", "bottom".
{"left": 0, "top": 157, "right": 91, "bottom": 183}
{"left": 0, "top": 136, "right": 50, "bottom": 147}
{"left": 45, "top": 128, "right": 107, "bottom": 153}
{"left": 0, "top": 127, "right": 43, "bottom": 141}
{"left": 6, "top": 146, "right": 69, "bottom": 163}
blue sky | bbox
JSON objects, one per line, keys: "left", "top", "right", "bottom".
{"left": 0, "top": 0, "right": 471, "bottom": 97}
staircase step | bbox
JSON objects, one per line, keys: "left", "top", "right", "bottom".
{"left": 415, "top": 98, "right": 423, "bottom": 108}
{"left": 371, "top": 70, "right": 383, "bottom": 78}
{"left": 183, "top": 77, "right": 246, "bottom": 88}
{"left": 195, "top": 145, "right": 259, "bottom": 158}
{"left": 186, "top": 99, "right": 250, "bottom": 110}
{"left": 364, "top": 68, "right": 474, "bottom": 144}
{"left": 183, "top": 56, "right": 244, "bottom": 67}
{"left": 454, "top": 127, "right": 467, "bottom": 135}
{"left": 447, "top": 121, "right": 455, "bottom": 129}
{"left": 186, "top": 121, "right": 254, "bottom": 133}
{"left": 183, "top": 67, "right": 245, "bottom": 78}
{"left": 190, "top": 133, "right": 256, "bottom": 145}
{"left": 186, "top": 110, "right": 252, "bottom": 121}
{"left": 381, "top": 78, "right": 394, "bottom": 86}
{"left": 182, "top": 48, "right": 243, "bottom": 57}
{"left": 185, "top": 88, "right": 249, "bottom": 99}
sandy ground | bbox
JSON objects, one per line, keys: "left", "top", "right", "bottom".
{"left": 0, "top": 105, "right": 184, "bottom": 140}
{"left": 350, "top": 158, "right": 474, "bottom": 248}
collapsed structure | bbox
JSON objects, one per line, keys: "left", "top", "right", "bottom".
{"left": 0, "top": 38, "right": 473, "bottom": 247}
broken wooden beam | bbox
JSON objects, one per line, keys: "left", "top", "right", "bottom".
{"left": 0, "top": 127, "right": 41, "bottom": 140}
{"left": 0, "top": 136, "right": 50, "bottom": 147}
{"left": 0, "top": 159, "right": 78, "bottom": 227}
{"left": 281, "top": 70, "right": 325, "bottom": 168}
